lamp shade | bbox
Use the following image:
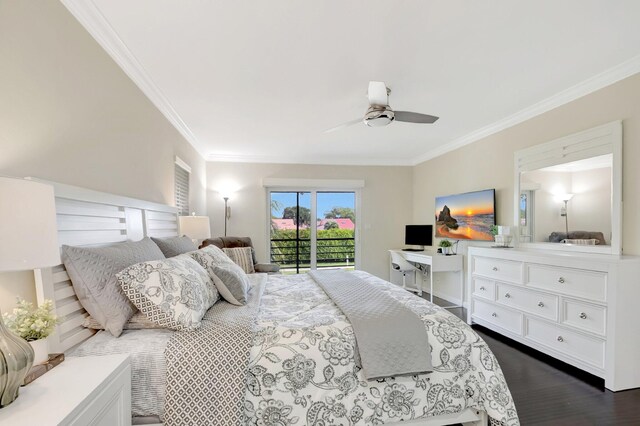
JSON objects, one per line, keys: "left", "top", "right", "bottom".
{"left": 0, "top": 177, "right": 60, "bottom": 271}
{"left": 179, "top": 215, "right": 211, "bottom": 240}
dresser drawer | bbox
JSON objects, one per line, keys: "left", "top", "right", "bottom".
{"left": 472, "top": 278, "right": 495, "bottom": 300}
{"left": 472, "top": 299, "right": 522, "bottom": 335}
{"left": 562, "top": 299, "right": 606, "bottom": 336}
{"left": 474, "top": 257, "right": 523, "bottom": 283}
{"left": 526, "top": 264, "right": 607, "bottom": 302}
{"left": 525, "top": 318, "right": 605, "bottom": 368}
{"left": 496, "top": 283, "right": 558, "bottom": 321}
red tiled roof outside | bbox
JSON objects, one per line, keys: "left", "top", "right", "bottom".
{"left": 271, "top": 218, "right": 297, "bottom": 230}
{"left": 271, "top": 218, "right": 355, "bottom": 230}
{"left": 317, "top": 218, "right": 354, "bottom": 230}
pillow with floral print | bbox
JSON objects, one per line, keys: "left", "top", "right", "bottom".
{"left": 189, "top": 246, "right": 250, "bottom": 306}
{"left": 117, "top": 254, "right": 219, "bottom": 330}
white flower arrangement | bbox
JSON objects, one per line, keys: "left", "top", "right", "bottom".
{"left": 3, "top": 298, "right": 60, "bottom": 341}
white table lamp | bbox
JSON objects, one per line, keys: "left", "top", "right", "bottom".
{"left": 0, "top": 177, "right": 60, "bottom": 407}
{"left": 179, "top": 214, "right": 211, "bottom": 245}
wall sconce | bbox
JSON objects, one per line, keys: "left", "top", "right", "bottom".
{"left": 559, "top": 193, "right": 574, "bottom": 237}
{"left": 223, "top": 197, "right": 231, "bottom": 236}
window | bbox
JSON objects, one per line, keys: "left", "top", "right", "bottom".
{"left": 269, "top": 190, "right": 359, "bottom": 274}
{"left": 174, "top": 157, "right": 191, "bottom": 216}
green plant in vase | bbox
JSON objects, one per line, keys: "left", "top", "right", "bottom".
{"left": 438, "top": 239, "right": 453, "bottom": 255}
{"left": 3, "top": 298, "right": 60, "bottom": 365}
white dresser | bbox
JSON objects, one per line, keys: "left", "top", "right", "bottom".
{"left": 467, "top": 247, "right": 640, "bottom": 391}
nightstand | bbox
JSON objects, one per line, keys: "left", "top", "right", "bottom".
{"left": 0, "top": 354, "right": 131, "bottom": 425}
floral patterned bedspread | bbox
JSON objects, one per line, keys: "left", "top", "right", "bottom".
{"left": 243, "top": 271, "right": 519, "bottom": 425}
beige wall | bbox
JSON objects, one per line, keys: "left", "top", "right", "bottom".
{"left": 413, "top": 72, "right": 640, "bottom": 302}
{"left": 206, "top": 162, "right": 413, "bottom": 279}
{"left": 0, "top": 1, "right": 206, "bottom": 312}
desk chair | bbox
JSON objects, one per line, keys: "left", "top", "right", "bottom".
{"left": 390, "top": 251, "right": 425, "bottom": 296}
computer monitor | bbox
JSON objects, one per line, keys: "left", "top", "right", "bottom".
{"left": 405, "top": 225, "right": 433, "bottom": 249}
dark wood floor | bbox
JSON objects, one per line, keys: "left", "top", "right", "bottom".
{"left": 425, "top": 295, "right": 640, "bottom": 426}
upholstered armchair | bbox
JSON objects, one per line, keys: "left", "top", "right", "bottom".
{"left": 199, "top": 236, "right": 281, "bottom": 274}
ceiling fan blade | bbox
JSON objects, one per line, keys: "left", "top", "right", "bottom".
{"left": 368, "top": 81, "right": 388, "bottom": 106}
{"left": 324, "top": 118, "right": 362, "bottom": 133}
{"left": 394, "top": 111, "right": 439, "bottom": 124}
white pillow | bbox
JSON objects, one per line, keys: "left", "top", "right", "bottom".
{"left": 189, "top": 246, "right": 250, "bottom": 306}
{"left": 223, "top": 247, "right": 256, "bottom": 274}
{"left": 117, "top": 254, "right": 219, "bottom": 330}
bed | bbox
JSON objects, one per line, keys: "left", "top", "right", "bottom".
{"left": 34, "top": 180, "right": 519, "bottom": 426}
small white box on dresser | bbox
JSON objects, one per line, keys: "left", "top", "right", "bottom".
{"left": 0, "top": 354, "right": 131, "bottom": 426}
{"left": 467, "top": 247, "right": 640, "bottom": 391}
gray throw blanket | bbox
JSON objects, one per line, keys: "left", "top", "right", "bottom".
{"left": 163, "top": 274, "right": 267, "bottom": 426}
{"left": 309, "top": 269, "right": 432, "bottom": 380}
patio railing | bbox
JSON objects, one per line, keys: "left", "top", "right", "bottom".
{"left": 270, "top": 237, "right": 355, "bottom": 274}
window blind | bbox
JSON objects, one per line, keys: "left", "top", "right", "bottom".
{"left": 175, "top": 163, "right": 190, "bottom": 216}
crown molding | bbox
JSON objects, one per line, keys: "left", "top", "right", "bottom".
{"left": 62, "top": 0, "right": 640, "bottom": 167}
{"left": 61, "top": 0, "right": 206, "bottom": 161}
{"left": 411, "top": 54, "right": 640, "bottom": 166}
{"left": 207, "top": 153, "right": 413, "bottom": 166}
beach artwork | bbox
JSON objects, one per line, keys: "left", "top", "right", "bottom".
{"left": 435, "top": 189, "right": 495, "bottom": 240}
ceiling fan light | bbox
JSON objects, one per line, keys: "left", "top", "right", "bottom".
{"left": 365, "top": 116, "right": 392, "bottom": 127}
{"left": 364, "top": 106, "right": 395, "bottom": 127}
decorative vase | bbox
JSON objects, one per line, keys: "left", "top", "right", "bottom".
{"left": 495, "top": 235, "right": 513, "bottom": 248}
{"left": 0, "top": 314, "right": 34, "bottom": 407}
{"left": 441, "top": 247, "right": 451, "bottom": 255}
{"left": 29, "top": 338, "right": 48, "bottom": 365}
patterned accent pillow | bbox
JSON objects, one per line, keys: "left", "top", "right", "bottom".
{"left": 151, "top": 236, "right": 198, "bottom": 257}
{"left": 222, "top": 247, "right": 255, "bottom": 274}
{"left": 191, "top": 244, "right": 233, "bottom": 264}
{"left": 82, "top": 311, "right": 163, "bottom": 330}
{"left": 61, "top": 237, "right": 166, "bottom": 337}
{"left": 189, "top": 247, "right": 250, "bottom": 306}
{"left": 117, "top": 254, "right": 219, "bottom": 330}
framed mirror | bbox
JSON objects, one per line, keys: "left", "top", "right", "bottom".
{"left": 514, "top": 121, "right": 622, "bottom": 255}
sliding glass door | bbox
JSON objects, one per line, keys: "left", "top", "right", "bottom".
{"left": 269, "top": 190, "right": 357, "bottom": 274}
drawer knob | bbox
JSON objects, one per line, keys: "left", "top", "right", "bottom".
{"left": 558, "top": 277, "right": 565, "bottom": 284}
{"left": 557, "top": 336, "right": 564, "bottom": 342}
{"left": 480, "top": 286, "right": 486, "bottom": 291}
{"left": 579, "top": 312, "right": 587, "bottom": 319}
{"left": 491, "top": 312, "right": 497, "bottom": 317}
{"left": 538, "top": 301, "right": 544, "bottom": 307}
{"left": 505, "top": 293, "right": 511, "bottom": 299}
{"left": 492, "top": 266, "right": 498, "bottom": 271}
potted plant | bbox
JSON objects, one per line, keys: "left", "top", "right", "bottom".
{"left": 3, "top": 298, "right": 59, "bottom": 365}
{"left": 439, "top": 239, "right": 453, "bottom": 255}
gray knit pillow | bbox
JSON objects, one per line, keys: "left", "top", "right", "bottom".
{"left": 82, "top": 311, "right": 163, "bottom": 330}
{"left": 62, "top": 237, "right": 166, "bottom": 337}
{"left": 151, "top": 236, "right": 197, "bottom": 258}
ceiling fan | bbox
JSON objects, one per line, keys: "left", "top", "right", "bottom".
{"left": 326, "top": 81, "right": 439, "bottom": 133}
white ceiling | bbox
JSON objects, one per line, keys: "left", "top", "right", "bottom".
{"left": 65, "top": 1, "right": 640, "bottom": 165}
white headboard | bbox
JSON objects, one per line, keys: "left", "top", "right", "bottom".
{"left": 32, "top": 180, "right": 180, "bottom": 353}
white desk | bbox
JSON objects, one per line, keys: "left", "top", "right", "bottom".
{"left": 389, "top": 249, "right": 464, "bottom": 308}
